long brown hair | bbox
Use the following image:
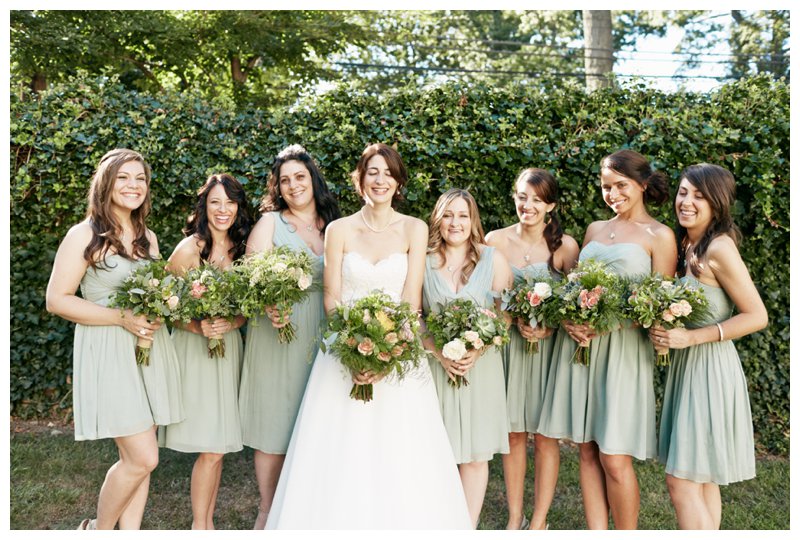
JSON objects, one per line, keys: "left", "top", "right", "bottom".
{"left": 600, "top": 149, "right": 670, "bottom": 206}
{"left": 427, "top": 188, "right": 486, "bottom": 284}
{"left": 83, "top": 148, "right": 152, "bottom": 267}
{"left": 184, "top": 173, "right": 254, "bottom": 263}
{"left": 515, "top": 168, "right": 564, "bottom": 274}
{"left": 676, "top": 163, "right": 741, "bottom": 276}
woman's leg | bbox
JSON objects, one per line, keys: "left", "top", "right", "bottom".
{"left": 599, "top": 452, "right": 639, "bottom": 530}
{"left": 190, "top": 452, "right": 224, "bottom": 530}
{"left": 529, "top": 434, "right": 560, "bottom": 530}
{"left": 459, "top": 461, "right": 490, "bottom": 529}
{"left": 95, "top": 428, "right": 159, "bottom": 530}
{"left": 666, "top": 474, "right": 717, "bottom": 529}
{"left": 578, "top": 442, "right": 609, "bottom": 529}
{"left": 501, "top": 432, "right": 528, "bottom": 529}
{"left": 253, "top": 450, "right": 286, "bottom": 529}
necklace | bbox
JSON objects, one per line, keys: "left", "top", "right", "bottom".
{"left": 360, "top": 207, "right": 394, "bottom": 233}
{"left": 517, "top": 227, "right": 540, "bottom": 263}
{"left": 286, "top": 210, "right": 317, "bottom": 233}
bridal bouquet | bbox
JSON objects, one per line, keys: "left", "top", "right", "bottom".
{"left": 546, "top": 259, "right": 625, "bottom": 366}
{"left": 625, "top": 274, "right": 710, "bottom": 366}
{"left": 183, "top": 263, "right": 241, "bottom": 358}
{"left": 425, "top": 298, "right": 510, "bottom": 388}
{"left": 501, "top": 274, "right": 560, "bottom": 354}
{"left": 321, "top": 291, "right": 425, "bottom": 402}
{"left": 236, "top": 245, "right": 316, "bottom": 343}
{"left": 110, "top": 259, "right": 188, "bottom": 366}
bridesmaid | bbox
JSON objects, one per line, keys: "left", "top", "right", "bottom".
{"left": 538, "top": 150, "right": 677, "bottom": 529}
{"left": 650, "top": 163, "right": 767, "bottom": 529}
{"left": 161, "top": 173, "right": 253, "bottom": 529}
{"left": 238, "top": 144, "right": 341, "bottom": 529}
{"left": 485, "top": 169, "right": 579, "bottom": 530}
{"left": 422, "top": 188, "right": 513, "bottom": 528}
{"left": 45, "top": 148, "right": 184, "bottom": 529}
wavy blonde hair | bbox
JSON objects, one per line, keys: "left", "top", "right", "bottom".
{"left": 427, "top": 188, "right": 486, "bottom": 284}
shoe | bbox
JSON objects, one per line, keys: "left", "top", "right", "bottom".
{"left": 77, "top": 518, "right": 96, "bottom": 530}
{"left": 520, "top": 516, "right": 530, "bottom": 530}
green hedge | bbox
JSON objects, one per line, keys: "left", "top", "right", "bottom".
{"left": 10, "top": 75, "right": 789, "bottom": 454}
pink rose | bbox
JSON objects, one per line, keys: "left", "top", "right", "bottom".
{"left": 346, "top": 336, "right": 357, "bottom": 348}
{"left": 662, "top": 310, "right": 675, "bottom": 322}
{"left": 377, "top": 351, "right": 391, "bottom": 362}
{"left": 481, "top": 308, "right": 497, "bottom": 319}
{"left": 527, "top": 291, "right": 543, "bottom": 307}
{"left": 167, "top": 295, "right": 180, "bottom": 310}
{"left": 384, "top": 332, "right": 399, "bottom": 345}
{"left": 679, "top": 300, "right": 692, "bottom": 316}
{"left": 586, "top": 294, "right": 599, "bottom": 308}
{"left": 357, "top": 338, "right": 375, "bottom": 356}
{"left": 463, "top": 330, "right": 480, "bottom": 342}
{"left": 190, "top": 280, "right": 207, "bottom": 299}
{"left": 391, "top": 345, "right": 404, "bottom": 357}
{"left": 471, "top": 338, "right": 485, "bottom": 350}
{"left": 669, "top": 303, "right": 683, "bottom": 317}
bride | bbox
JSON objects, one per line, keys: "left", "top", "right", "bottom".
{"left": 265, "top": 143, "right": 472, "bottom": 529}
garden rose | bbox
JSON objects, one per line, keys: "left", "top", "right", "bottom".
{"left": 463, "top": 330, "right": 480, "bottom": 342}
{"left": 533, "top": 282, "right": 552, "bottom": 298}
{"left": 297, "top": 273, "right": 312, "bottom": 291}
{"left": 357, "top": 338, "right": 375, "bottom": 356}
{"left": 662, "top": 310, "right": 675, "bottom": 322}
{"left": 442, "top": 338, "right": 467, "bottom": 360}
{"left": 391, "top": 345, "right": 404, "bottom": 357}
{"left": 384, "top": 332, "right": 399, "bottom": 345}
{"left": 493, "top": 335, "right": 504, "bottom": 346}
{"left": 167, "top": 295, "right": 180, "bottom": 310}
{"left": 471, "top": 338, "right": 485, "bottom": 350}
{"left": 377, "top": 351, "right": 391, "bottom": 362}
{"left": 190, "top": 280, "right": 207, "bottom": 299}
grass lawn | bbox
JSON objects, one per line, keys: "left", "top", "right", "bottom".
{"left": 10, "top": 421, "right": 789, "bottom": 530}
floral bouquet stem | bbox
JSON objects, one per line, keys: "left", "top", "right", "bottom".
{"left": 448, "top": 373, "right": 469, "bottom": 389}
{"left": 275, "top": 303, "right": 297, "bottom": 344}
{"left": 655, "top": 346, "right": 670, "bottom": 366}
{"left": 572, "top": 342, "right": 590, "bottom": 366}
{"left": 135, "top": 337, "right": 152, "bottom": 366}
{"left": 350, "top": 382, "right": 374, "bottom": 403}
{"left": 208, "top": 334, "right": 225, "bottom": 358}
{"left": 526, "top": 338, "right": 540, "bottom": 355}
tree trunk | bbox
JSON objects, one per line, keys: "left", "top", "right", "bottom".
{"left": 30, "top": 72, "right": 46, "bottom": 93}
{"left": 583, "top": 10, "right": 614, "bottom": 91}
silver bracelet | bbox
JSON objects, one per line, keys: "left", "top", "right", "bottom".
{"left": 716, "top": 322, "right": 725, "bottom": 342}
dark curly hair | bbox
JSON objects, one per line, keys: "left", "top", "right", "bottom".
{"left": 184, "top": 173, "right": 254, "bottom": 262}
{"left": 515, "top": 168, "right": 564, "bottom": 275}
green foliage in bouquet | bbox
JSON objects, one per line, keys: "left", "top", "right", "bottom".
{"left": 543, "top": 259, "right": 625, "bottom": 365}
{"left": 501, "top": 273, "right": 560, "bottom": 355}
{"left": 110, "top": 259, "right": 189, "bottom": 366}
{"left": 425, "top": 297, "right": 510, "bottom": 388}
{"left": 625, "top": 273, "right": 711, "bottom": 365}
{"left": 183, "top": 263, "right": 242, "bottom": 359}
{"left": 321, "top": 291, "right": 425, "bottom": 402}
{"left": 235, "top": 245, "right": 317, "bottom": 343}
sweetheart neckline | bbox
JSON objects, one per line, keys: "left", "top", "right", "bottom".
{"left": 343, "top": 251, "right": 407, "bottom": 266}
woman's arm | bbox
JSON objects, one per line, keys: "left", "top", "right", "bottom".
{"left": 45, "top": 222, "right": 160, "bottom": 336}
{"left": 401, "top": 217, "right": 428, "bottom": 312}
{"left": 650, "top": 224, "right": 678, "bottom": 277}
{"left": 245, "top": 213, "right": 275, "bottom": 256}
{"left": 322, "top": 218, "right": 346, "bottom": 314}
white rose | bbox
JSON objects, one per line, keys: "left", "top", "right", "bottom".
{"left": 463, "top": 330, "right": 480, "bottom": 342}
{"left": 533, "top": 282, "right": 552, "bottom": 299}
{"left": 442, "top": 338, "right": 467, "bottom": 361}
{"left": 297, "top": 273, "right": 312, "bottom": 291}
{"left": 272, "top": 262, "right": 288, "bottom": 273}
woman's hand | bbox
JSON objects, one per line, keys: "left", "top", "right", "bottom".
{"left": 562, "top": 320, "right": 596, "bottom": 346}
{"left": 438, "top": 348, "right": 481, "bottom": 382}
{"left": 265, "top": 305, "right": 292, "bottom": 329}
{"left": 517, "top": 318, "right": 553, "bottom": 340}
{"left": 648, "top": 325, "right": 695, "bottom": 350}
{"left": 352, "top": 370, "right": 385, "bottom": 385}
{"left": 199, "top": 317, "right": 234, "bottom": 338}
{"left": 120, "top": 310, "right": 161, "bottom": 341}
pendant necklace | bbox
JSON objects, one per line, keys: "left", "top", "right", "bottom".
{"left": 287, "top": 211, "right": 317, "bottom": 233}
{"left": 361, "top": 207, "right": 394, "bottom": 233}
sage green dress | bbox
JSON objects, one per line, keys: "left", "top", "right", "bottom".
{"left": 659, "top": 277, "right": 755, "bottom": 484}
{"left": 238, "top": 212, "right": 325, "bottom": 454}
{"left": 504, "top": 262, "right": 558, "bottom": 434}
{"left": 538, "top": 241, "right": 656, "bottom": 460}
{"left": 160, "top": 326, "right": 243, "bottom": 454}
{"left": 73, "top": 254, "right": 184, "bottom": 441}
{"left": 423, "top": 247, "right": 510, "bottom": 463}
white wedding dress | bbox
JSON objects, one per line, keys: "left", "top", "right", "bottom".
{"left": 265, "top": 252, "right": 472, "bottom": 529}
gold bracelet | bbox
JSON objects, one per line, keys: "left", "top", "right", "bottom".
{"left": 716, "top": 322, "right": 724, "bottom": 342}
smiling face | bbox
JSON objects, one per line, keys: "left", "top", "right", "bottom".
{"left": 514, "top": 177, "right": 556, "bottom": 226}
{"left": 110, "top": 160, "right": 148, "bottom": 213}
{"left": 675, "top": 177, "right": 713, "bottom": 234}
{"left": 440, "top": 196, "right": 472, "bottom": 247}
{"left": 278, "top": 159, "right": 315, "bottom": 210}
{"left": 205, "top": 183, "right": 238, "bottom": 234}
{"left": 362, "top": 154, "right": 398, "bottom": 205}
{"left": 600, "top": 167, "right": 646, "bottom": 215}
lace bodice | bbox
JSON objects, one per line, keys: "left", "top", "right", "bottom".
{"left": 340, "top": 252, "right": 408, "bottom": 304}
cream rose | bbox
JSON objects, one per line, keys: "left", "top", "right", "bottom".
{"left": 442, "top": 338, "right": 467, "bottom": 361}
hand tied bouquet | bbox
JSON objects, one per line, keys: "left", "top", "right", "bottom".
{"left": 183, "top": 263, "right": 242, "bottom": 358}
{"left": 501, "top": 274, "right": 559, "bottom": 354}
{"left": 425, "top": 298, "right": 510, "bottom": 388}
{"left": 320, "top": 291, "right": 425, "bottom": 402}
{"left": 543, "top": 259, "right": 625, "bottom": 366}
{"left": 110, "top": 259, "right": 188, "bottom": 366}
{"left": 625, "top": 273, "right": 711, "bottom": 365}
{"left": 236, "top": 245, "right": 316, "bottom": 343}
